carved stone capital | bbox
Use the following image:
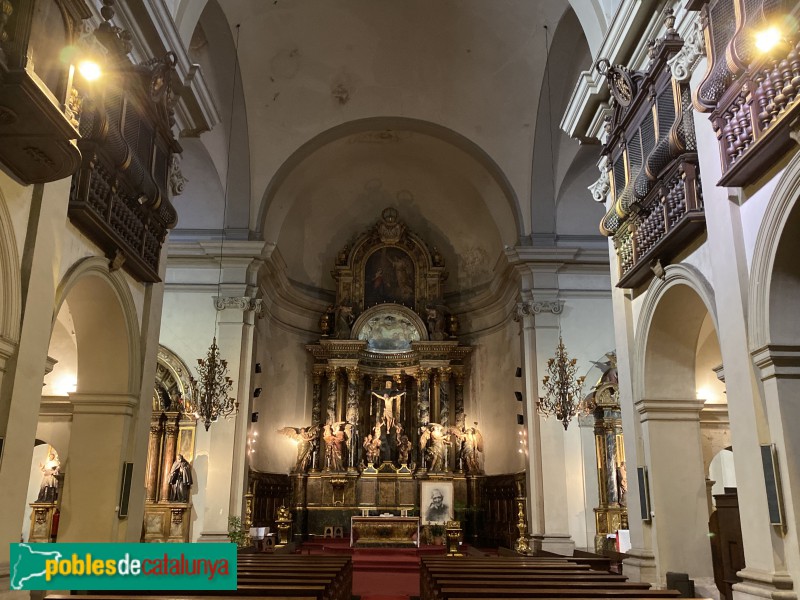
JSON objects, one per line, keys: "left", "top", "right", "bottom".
{"left": 514, "top": 299, "right": 564, "bottom": 321}
{"left": 169, "top": 154, "right": 188, "bottom": 196}
{"left": 667, "top": 17, "right": 706, "bottom": 82}
{"left": 213, "top": 296, "right": 263, "bottom": 315}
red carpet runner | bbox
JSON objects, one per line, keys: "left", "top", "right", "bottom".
{"left": 299, "top": 539, "right": 448, "bottom": 599}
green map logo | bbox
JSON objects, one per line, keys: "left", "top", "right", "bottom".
{"left": 9, "top": 543, "right": 237, "bottom": 590}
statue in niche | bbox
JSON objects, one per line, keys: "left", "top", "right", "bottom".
{"left": 371, "top": 381, "right": 406, "bottom": 430}
{"left": 419, "top": 423, "right": 450, "bottom": 472}
{"left": 426, "top": 304, "right": 449, "bottom": 341}
{"left": 323, "top": 421, "right": 348, "bottom": 471}
{"left": 451, "top": 422, "right": 484, "bottom": 475}
{"left": 278, "top": 425, "right": 320, "bottom": 472}
{"left": 36, "top": 450, "right": 60, "bottom": 503}
{"left": 168, "top": 454, "right": 193, "bottom": 503}
{"left": 333, "top": 304, "right": 355, "bottom": 339}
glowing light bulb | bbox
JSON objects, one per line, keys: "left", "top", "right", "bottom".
{"left": 78, "top": 60, "right": 102, "bottom": 81}
{"left": 755, "top": 26, "right": 781, "bottom": 53}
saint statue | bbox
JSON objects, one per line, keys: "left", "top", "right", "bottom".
{"left": 323, "top": 422, "right": 348, "bottom": 471}
{"left": 451, "top": 422, "right": 484, "bottom": 474}
{"left": 36, "top": 450, "right": 60, "bottom": 503}
{"left": 395, "top": 425, "right": 412, "bottom": 465}
{"left": 419, "top": 423, "right": 449, "bottom": 472}
{"left": 168, "top": 454, "right": 193, "bottom": 503}
{"left": 363, "top": 429, "right": 381, "bottom": 465}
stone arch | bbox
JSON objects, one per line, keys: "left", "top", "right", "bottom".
{"left": 634, "top": 263, "right": 718, "bottom": 401}
{"left": 50, "top": 257, "right": 142, "bottom": 542}
{"left": 632, "top": 263, "right": 721, "bottom": 585}
{"left": 0, "top": 185, "right": 22, "bottom": 347}
{"left": 256, "top": 116, "right": 524, "bottom": 245}
{"left": 52, "top": 257, "right": 141, "bottom": 395}
{"left": 748, "top": 151, "right": 800, "bottom": 351}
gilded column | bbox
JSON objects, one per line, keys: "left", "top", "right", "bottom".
{"left": 311, "top": 369, "right": 323, "bottom": 426}
{"left": 454, "top": 371, "right": 465, "bottom": 429}
{"left": 439, "top": 367, "right": 451, "bottom": 426}
{"left": 159, "top": 417, "right": 179, "bottom": 502}
{"left": 325, "top": 366, "right": 338, "bottom": 425}
{"left": 145, "top": 422, "right": 163, "bottom": 502}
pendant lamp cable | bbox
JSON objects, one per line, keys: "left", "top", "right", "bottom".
{"left": 543, "top": 23, "right": 561, "bottom": 336}
{"left": 214, "top": 23, "right": 242, "bottom": 338}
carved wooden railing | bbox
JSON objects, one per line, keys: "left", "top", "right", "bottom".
{"left": 694, "top": 0, "right": 800, "bottom": 185}
{"left": 67, "top": 3, "right": 180, "bottom": 282}
{"left": 597, "top": 13, "right": 706, "bottom": 289}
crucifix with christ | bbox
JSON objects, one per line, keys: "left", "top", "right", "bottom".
{"left": 371, "top": 380, "right": 406, "bottom": 430}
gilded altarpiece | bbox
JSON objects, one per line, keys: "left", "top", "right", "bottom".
{"left": 141, "top": 346, "right": 197, "bottom": 543}
{"left": 286, "top": 209, "right": 479, "bottom": 541}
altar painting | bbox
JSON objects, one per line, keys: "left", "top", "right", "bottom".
{"left": 364, "top": 247, "right": 415, "bottom": 307}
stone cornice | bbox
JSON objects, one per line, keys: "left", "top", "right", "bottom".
{"left": 699, "top": 404, "right": 729, "bottom": 427}
{"left": 69, "top": 393, "right": 138, "bottom": 417}
{"left": 39, "top": 396, "right": 74, "bottom": 418}
{"left": 635, "top": 398, "right": 705, "bottom": 422}
{"left": 751, "top": 345, "right": 800, "bottom": 380}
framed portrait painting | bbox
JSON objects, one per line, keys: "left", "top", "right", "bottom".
{"left": 420, "top": 480, "right": 454, "bottom": 524}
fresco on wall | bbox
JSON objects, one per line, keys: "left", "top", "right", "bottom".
{"left": 364, "top": 247, "right": 415, "bottom": 307}
{"left": 357, "top": 311, "right": 422, "bottom": 353}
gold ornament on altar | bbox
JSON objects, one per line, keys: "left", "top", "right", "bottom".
{"left": 538, "top": 337, "right": 588, "bottom": 430}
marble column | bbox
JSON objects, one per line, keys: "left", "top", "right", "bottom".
{"left": 311, "top": 369, "right": 323, "bottom": 426}
{"left": 345, "top": 367, "right": 359, "bottom": 470}
{"left": 145, "top": 422, "right": 163, "bottom": 502}
{"left": 454, "top": 371, "right": 465, "bottom": 429}
{"left": 439, "top": 367, "right": 451, "bottom": 426}
{"left": 325, "top": 366, "right": 338, "bottom": 425}
{"left": 160, "top": 418, "right": 179, "bottom": 502}
{"left": 417, "top": 368, "right": 431, "bottom": 427}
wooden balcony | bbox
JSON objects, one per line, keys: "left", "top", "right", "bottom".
{"left": 711, "top": 38, "right": 800, "bottom": 186}
{"left": 614, "top": 158, "right": 705, "bottom": 288}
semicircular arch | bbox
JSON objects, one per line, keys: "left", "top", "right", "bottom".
{"left": 748, "top": 152, "right": 800, "bottom": 351}
{"left": 0, "top": 185, "right": 22, "bottom": 347}
{"left": 634, "top": 263, "right": 718, "bottom": 401}
{"left": 257, "top": 116, "right": 523, "bottom": 245}
{"left": 53, "top": 257, "right": 142, "bottom": 396}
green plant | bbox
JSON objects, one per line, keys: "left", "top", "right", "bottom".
{"left": 227, "top": 515, "right": 248, "bottom": 547}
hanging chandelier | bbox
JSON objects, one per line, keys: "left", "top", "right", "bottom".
{"left": 538, "top": 337, "right": 588, "bottom": 430}
{"left": 187, "top": 338, "right": 238, "bottom": 431}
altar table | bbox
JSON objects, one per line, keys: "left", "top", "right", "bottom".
{"left": 350, "top": 516, "right": 420, "bottom": 548}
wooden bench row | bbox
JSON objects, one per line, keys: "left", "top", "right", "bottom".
{"left": 46, "top": 555, "right": 352, "bottom": 600}
{"left": 420, "top": 556, "right": 682, "bottom": 600}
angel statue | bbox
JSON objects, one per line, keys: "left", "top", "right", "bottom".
{"left": 323, "top": 421, "right": 348, "bottom": 471}
{"left": 363, "top": 430, "right": 381, "bottom": 465}
{"left": 278, "top": 425, "right": 320, "bottom": 472}
{"left": 451, "top": 422, "right": 484, "bottom": 474}
{"left": 419, "top": 423, "right": 450, "bottom": 472}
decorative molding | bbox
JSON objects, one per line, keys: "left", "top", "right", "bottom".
{"left": 635, "top": 398, "right": 705, "bottom": 422}
{"left": 666, "top": 16, "right": 705, "bottom": 82}
{"left": 169, "top": 154, "right": 188, "bottom": 196}
{"left": 213, "top": 296, "right": 263, "bottom": 315}
{"left": 513, "top": 299, "right": 564, "bottom": 321}
{"left": 588, "top": 157, "right": 611, "bottom": 203}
